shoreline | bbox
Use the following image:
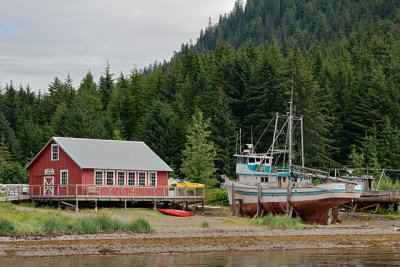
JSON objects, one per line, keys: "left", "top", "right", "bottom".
{"left": 1, "top": 226, "right": 400, "bottom": 257}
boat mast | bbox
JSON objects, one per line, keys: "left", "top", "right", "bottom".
{"left": 288, "top": 72, "right": 294, "bottom": 171}
{"left": 286, "top": 71, "right": 294, "bottom": 216}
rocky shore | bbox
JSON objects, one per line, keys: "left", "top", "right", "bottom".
{"left": 1, "top": 206, "right": 400, "bottom": 257}
{"left": 1, "top": 221, "right": 400, "bottom": 257}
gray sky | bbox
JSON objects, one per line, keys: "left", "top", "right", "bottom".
{"left": 0, "top": 0, "right": 236, "bottom": 92}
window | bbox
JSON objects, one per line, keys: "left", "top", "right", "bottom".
{"left": 138, "top": 172, "right": 146, "bottom": 186}
{"left": 106, "top": 171, "right": 114, "bottom": 185}
{"left": 128, "top": 172, "right": 135, "bottom": 185}
{"left": 95, "top": 171, "right": 103, "bottom": 185}
{"left": 261, "top": 177, "right": 269, "bottom": 183}
{"left": 60, "top": 170, "right": 68, "bottom": 185}
{"left": 149, "top": 172, "right": 156, "bottom": 186}
{"left": 248, "top": 158, "right": 255, "bottom": 164}
{"left": 117, "top": 172, "right": 125, "bottom": 185}
{"left": 51, "top": 144, "right": 59, "bottom": 160}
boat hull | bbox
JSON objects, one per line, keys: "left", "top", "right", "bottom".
{"left": 157, "top": 209, "right": 195, "bottom": 217}
{"left": 226, "top": 181, "right": 361, "bottom": 224}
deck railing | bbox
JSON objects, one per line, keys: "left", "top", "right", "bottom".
{"left": 29, "top": 184, "right": 205, "bottom": 199}
{"left": 0, "top": 184, "right": 30, "bottom": 202}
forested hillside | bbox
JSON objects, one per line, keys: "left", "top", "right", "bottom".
{"left": 1, "top": 0, "right": 400, "bottom": 185}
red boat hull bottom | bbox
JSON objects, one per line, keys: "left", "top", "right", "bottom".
{"left": 231, "top": 198, "right": 354, "bottom": 225}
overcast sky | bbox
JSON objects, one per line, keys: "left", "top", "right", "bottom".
{"left": 0, "top": 0, "right": 236, "bottom": 92}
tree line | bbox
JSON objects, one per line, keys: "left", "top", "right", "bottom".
{"left": 1, "top": 0, "right": 400, "bottom": 185}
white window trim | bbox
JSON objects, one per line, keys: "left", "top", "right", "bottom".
{"left": 138, "top": 172, "right": 146, "bottom": 186}
{"left": 106, "top": 171, "right": 114, "bottom": 185}
{"left": 149, "top": 172, "right": 157, "bottom": 186}
{"left": 127, "top": 171, "right": 136, "bottom": 186}
{"left": 60, "top": 170, "right": 68, "bottom": 185}
{"left": 94, "top": 170, "right": 104, "bottom": 185}
{"left": 117, "top": 171, "right": 125, "bottom": 186}
{"left": 51, "top": 144, "right": 59, "bottom": 161}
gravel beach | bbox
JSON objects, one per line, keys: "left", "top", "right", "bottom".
{"left": 1, "top": 211, "right": 400, "bottom": 257}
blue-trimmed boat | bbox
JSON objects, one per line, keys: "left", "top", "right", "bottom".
{"left": 224, "top": 86, "right": 362, "bottom": 224}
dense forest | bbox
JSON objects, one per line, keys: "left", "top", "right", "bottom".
{"left": 1, "top": 0, "right": 400, "bottom": 186}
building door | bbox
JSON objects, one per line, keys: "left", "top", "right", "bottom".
{"left": 44, "top": 176, "right": 54, "bottom": 195}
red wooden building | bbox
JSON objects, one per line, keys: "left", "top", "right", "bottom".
{"left": 26, "top": 137, "right": 173, "bottom": 198}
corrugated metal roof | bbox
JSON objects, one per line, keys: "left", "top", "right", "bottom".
{"left": 28, "top": 137, "right": 173, "bottom": 172}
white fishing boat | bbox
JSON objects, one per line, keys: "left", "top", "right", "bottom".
{"left": 224, "top": 84, "right": 362, "bottom": 224}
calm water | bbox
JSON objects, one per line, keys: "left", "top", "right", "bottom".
{"left": 1, "top": 248, "right": 400, "bottom": 267}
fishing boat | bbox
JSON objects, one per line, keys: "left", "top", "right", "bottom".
{"left": 157, "top": 209, "right": 195, "bottom": 217}
{"left": 224, "top": 85, "right": 362, "bottom": 225}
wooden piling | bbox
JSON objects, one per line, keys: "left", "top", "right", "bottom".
{"left": 231, "top": 184, "right": 236, "bottom": 215}
{"left": 75, "top": 199, "right": 79, "bottom": 212}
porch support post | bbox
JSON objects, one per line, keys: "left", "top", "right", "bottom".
{"left": 124, "top": 200, "right": 127, "bottom": 210}
{"left": 57, "top": 200, "right": 60, "bottom": 210}
{"left": 182, "top": 201, "right": 186, "bottom": 211}
{"left": 231, "top": 184, "right": 236, "bottom": 216}
{"left": 94, "top": 200, "right": 98, "bottom": 212}
{"left": 153, "top": 200, "right": 157, "bottom": 210}
{"left": 75, "top": 198, "right": 79, "bottom": 212}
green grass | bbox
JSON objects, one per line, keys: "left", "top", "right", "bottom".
{"left": 127, "top": 218, "right": 152, "bottom": 232}
{"left": 0, "top": 203, "right": 152, "bottom": 236}
{"left": 251, "top": 214, "right": 303, "bottom": 229}
{"left": 201, "top": 221, "right": 210, "bottom": 228}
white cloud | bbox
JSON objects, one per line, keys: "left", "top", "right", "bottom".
{"left": 0, "top": 0, "right": 235, "bottom": 92}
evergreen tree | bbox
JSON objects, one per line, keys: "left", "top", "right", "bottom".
{"left": 286, "top": 48, "right": 332, "bottom": 166}
{"left": 98, "top": 62, "right": 114, "bottom": 109}
{"left": 181, "top": 109, "right": 217, "bottom": 186}
{"left": 136, "top": 100, "right": 186, "bottom": 175}
{"left": 61, "top": 97, "right": 106, "bottom": 139}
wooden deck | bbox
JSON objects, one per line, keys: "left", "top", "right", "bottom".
{"left": 355, "top": 190, "right": 400, "bottom": 203}
{"left": 0, "top": 184, "right": 205, "bottom": 204}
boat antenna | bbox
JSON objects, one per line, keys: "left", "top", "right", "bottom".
{"left": 239, "top": 128, "right": 242, "bottom": 154}
{"left": 251, "top": 125, "right": 253, "bottom": 153}
{"left": 235, "top": 131, "right": 238, "bottom": 154}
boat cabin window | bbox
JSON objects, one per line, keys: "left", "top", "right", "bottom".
{"left": 261, "top": 177, "right": 269, "bottom": 183}
{"left": 248, "top": 158, "right": 255, "bottom": 164}
{"left": 255, "top": 158, "right": 261, "bottom": 164}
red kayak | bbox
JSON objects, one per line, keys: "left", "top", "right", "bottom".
{"left": 157, "top": 209, "right": 195, "bottom": 217}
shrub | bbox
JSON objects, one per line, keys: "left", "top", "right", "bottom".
{"left": 0, "top": 217, "right": 16, "bottom": 235}
{"left": 128, "top": 218, "right": 151, "bottom": 233}
{"left": 0, "top": 162, "right": 28, "bottom": 184}
{"left": 206, "top": 188, "right": 229, "bottom": 206}
{"left": 201, "top": 221, "right": 210, "bottom": 228}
